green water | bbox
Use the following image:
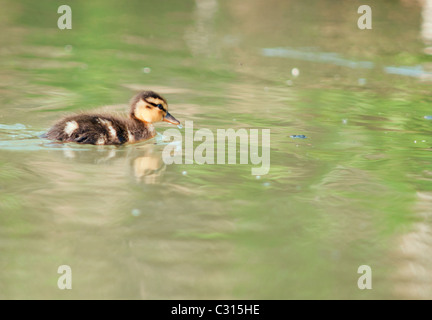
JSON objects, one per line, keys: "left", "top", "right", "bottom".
{"left": 1, "top": 0, "right": 432, "bottom": 299}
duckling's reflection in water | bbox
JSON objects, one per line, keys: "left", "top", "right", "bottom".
{"left": 61, "top": 142, "right": 166, "bottom": 184}
{"left": 132, "top": 144, "right": 166, "bottom": 184}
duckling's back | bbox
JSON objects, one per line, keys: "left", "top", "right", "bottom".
{"left": 46, "top": 114, "right": 130, "bottom": 145}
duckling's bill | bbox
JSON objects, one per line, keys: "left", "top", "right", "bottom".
{"left": 164, "top": 112, "right": 180, "bottom": 125}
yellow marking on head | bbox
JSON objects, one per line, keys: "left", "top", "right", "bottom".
{"left": 134, "top": 99, "right": 165, "bottom": 123}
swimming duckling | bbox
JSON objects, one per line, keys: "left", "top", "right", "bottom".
{"left": 46, "top": 91, "right": 180, "bottom": 145}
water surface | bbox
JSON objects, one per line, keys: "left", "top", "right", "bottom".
{"left": 1, "top": 0, "right": 432, "bottom": 299}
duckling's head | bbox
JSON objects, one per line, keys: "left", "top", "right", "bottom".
{"left": 130, "top": 91, "right": 180, "bottom": 125}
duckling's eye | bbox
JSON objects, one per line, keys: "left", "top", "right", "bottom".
{"left": 157, "top": 104, "right": 164, "bottom": 110}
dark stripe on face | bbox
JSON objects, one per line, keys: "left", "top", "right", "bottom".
{"left": 145, "top": 100, "right": 167, "bottom": 113}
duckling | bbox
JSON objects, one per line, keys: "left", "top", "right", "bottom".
{"left": 45, "top": 91, "right": 180, "bottom": 145}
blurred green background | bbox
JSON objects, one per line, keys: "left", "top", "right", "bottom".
{"left": 0, "top": 0, "right": 432, "bottom": 299}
